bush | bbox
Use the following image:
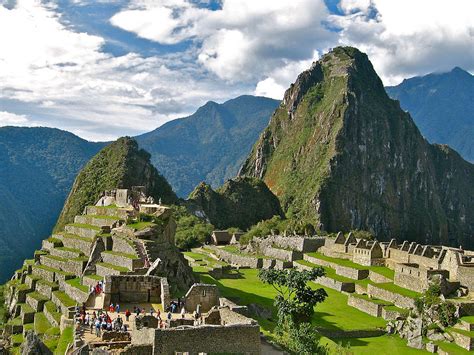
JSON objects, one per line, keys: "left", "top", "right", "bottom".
{"left": 172, "top": 205, "right": 214, "bottom": 250}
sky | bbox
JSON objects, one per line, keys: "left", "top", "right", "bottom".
{"left": 0, "top": 0, "right": 473, "bottom": 141}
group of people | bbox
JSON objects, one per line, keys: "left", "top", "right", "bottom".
{"left": 108, "top": 303, "right": 120, "bottom": 313}
{"left": 92, "top": 311, "right": 128, "bottom": 337}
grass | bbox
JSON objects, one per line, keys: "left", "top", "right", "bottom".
{"left": 46, "top": 237, "right": 63, "bottom": 245}
{"left": 34, "top": 312, "right": 51, "bottom": 335}
{"left": 350, "top": 293, "right": 393, "bottom": 306}
{"left": 448, "top": 327, "right": 474, "bottom": 338}
{"left": 27, "top": 291, "right": 49, "bottom": 302}
{"left": 191, "top": 266, "right": 427, "bottom": 354}
{"left": 373, "top": 282, "right": 421, "bottom": 299}
{"left": 83, "top": 274, "right": 103, "bottom": 281}
{"left": 221, "top": 245, "right": 270, "bottom": 259}
{"left": 37, "top": 279, "right": 59, "bottom": 288}
{"left": 54, "top": 326, "right": 73, "bottom": 355}
{"left": 58, "top": 233, "right": 91, "bottom": 243}
{"left": 102, "top": 250, "right": 138, "bottom": 259}
{"left": 52, "top": 290, "right": 76, "bottom": 308}
{"left": 11, "top": 333, "right": 23, "bottom": 346}
{"left": 185, "top": 249, "right": 228, "bottom": 267}
{"left": 65, "top": 278, "right": 89, "bottom": 293}
{"left": 20, "top": 303, "right": 35, "bottom": 314}
{"left": 96, "top": 262, "right": 130, "bottom": 272}
{"left": 460, "top": 316, "right": 474, "bottom": 324}
{"left": 127, "top": 221, "right": 154, "bottom": 230}
{"left": 67, "top": 223, "right": 100, "bottom": 231}
{"left": 337, "top": 334, "right": 429, "bottom": 354}
{"left": 435, "top": 340, "right": 472, "bottom": 354}
{"left": 44, "top": 301, "right": 62, "bottom": 324}
{"left": 384, "top": 305, "right": 409, "bottom": 316}
{"left": 305, "top": 252, "right": 394, "bottom": 279}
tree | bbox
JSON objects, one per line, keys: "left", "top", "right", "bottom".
{"left": 258, "top": 268, "right": 327, "bottom": 325}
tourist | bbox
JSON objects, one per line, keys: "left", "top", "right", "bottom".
{"left": 95, "top": 319, "right": 101, "bottom": 337}
{"left": 156, "top": 309, "right": 161, "bottom": 320}
{"left": 106, "top": 322, "right": 112, "bottom": 331}
{"left": 125, "top": 309, "right": 131, "bottom": 321}
{"left": 167, "top": 311, "right": 172, "bottom": 325}
{"left": 115, "top": 303, "right": 120, "bottom": 313}
{"left": 135, "top": 307, "right": 140, "bottom": 317}
{"left": 121, "top": 324, "right": 128, "bottom": 332}
{"left": 150, "top": 307, "right": 154, "bottom": 317}
{"left": 180, "top": 307, "right": 185, "bottom": 319}
{"left": 109, "top": 303, "right": 114, "bottom": 313}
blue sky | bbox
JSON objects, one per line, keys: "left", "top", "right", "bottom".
{"left": 0, "top": 0, "right": 472, "bottom": 141}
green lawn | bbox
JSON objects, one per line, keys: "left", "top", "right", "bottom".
{"left": 34, "top": 312, "right": 51, "bottom": 335}
{"left": 96, "top": 262, "right": 130, "bottom": 272}
{"left": 305, "top": 252, "right": 394, "bottom": 279}
{"left": 435, "top": 340, "right": 472, "bottom": 354}
{"left": 68, "top": 223, "right": 100, "bottom": 231}
{"left": 460, "top": 316, "right": 474, "bottom": 324}
{"left": 127, "top": 221, "right": 154, "bottom": 230}
{"left": 373, "top": 283, "right": 421, "bottom": 299}
{"left": 65, "top": 278, "right": 89, "bottom": 293}
{"left": 192, "top": 266, "right": 424, "bottom": 354}
{"left": 83, "top": 274, "right": 103, "bottom": 281}
{"left": 54, "top": 326, "right": 73, "bottom": 355}
{"left": 350, "top": 293, "right": 392, "bottom": 306}
{"left": 52, "top": 291, "right": 76, "bottom": 308}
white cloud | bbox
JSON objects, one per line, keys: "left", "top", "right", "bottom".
{"left": 330, "top": 0, "right": 474, "bottom": 85}
{"left": 0, "top": 0, "right": 250, "bottom": 141}
{"left": 0, "top": 111, "right": 32, "bottom": 126}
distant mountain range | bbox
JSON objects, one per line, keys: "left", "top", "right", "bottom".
{"left": 386, "top": 67, "right": 474, "bottom": 162}
{"left": 0, "top": 127, "right": 104, "bottom": 282}
{"left": 0, "top": 69, "right": 472, "bottom": 281}
{"left": 136, "top": 95, "right": 280, "bottom": 197}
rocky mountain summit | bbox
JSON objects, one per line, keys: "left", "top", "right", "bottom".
{"left": 240, "top": 47, "right": 474, "bottom": 248}
{"left": 187, "top": 176, "right": 283, "bottom": 230}
{"left": 55, "top": 137, "right": 177, "bottom": 232}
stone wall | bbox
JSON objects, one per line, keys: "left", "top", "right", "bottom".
{"left": 85, "top": 206, "right": 130, "bottom": 219}
{"left": 32, "top": 266, "right": 55, "bottom": 283}
{"left": 149, "top": 324, "right": 261, "bottom": 355}
{"left": 40, "top": 255, "right": 85, "bottom": 276}
{"left": 381, "top": 307, "right": 404, "bottom": 321}
{"left": 185, "top": 284, "right": 219, "bottom": 313}
{"left": 335, "top": 265, "right": 369, "bottom": 280}
{"left": 64, "top": 282, "right": 89, "bottom": 304}
{"left": 211, "top": 248, "right": 263, "bottom": 268}
{"left": 104, "top": 275, "right": 166, "bottom": 306}
{"left": 347, "top": 295, "right": 383, "bottom": 317}
{"left": 101, "top": 252, "right": 142, "bottom": 270}
{"left": 219, "top": 307, "right": 256, "bottom": 325}
{"left": 112, "top": 236, "right": 137, "bottom": 255}
{"left": 367, "top": 284, "right": 415, "bottom": 309}
{"left": 261, "top": 245, "right": 302, "bottom": 262}
{"left": 64, "top": 225, "right": 97, "bottom": 239}
{"left": 369, "top": 270, "right": 392, "bottom": 283}
{"left": 317, "top": 276, "right": 355, "bottom": 293}
{"left": 57, "top": 234, "right": 92, "bottom": 255}
{"left": 457, "top": 266, "right": 474, "bottom": 291}
{"left": 393, "top": 264, "right": 449, "bottom": 293}
{"left": 258, "top": 235, "right": 325, "bottom": 253}
{"left": 451, "top": 330, "right": 473, "bottom": 351}
{"left": 36, "top": 280, "right": 59, "bottom": 299}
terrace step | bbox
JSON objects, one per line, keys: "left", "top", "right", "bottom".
{"left": 52, "top": 290, "right": 77, "bottom": 316}
{"left": 96, "top": 262, "right": 130, "bottom": 277}
{"left": 19, "top": 303, "right": 35, "bottom": 324}
{"left": 31, "top": 264, "right": 75, "bottom": 284}
{"left": 74, "top": 214, "right": 121, "bottom": 228}
{"left": 64, "top": 224, "right": 100, "bottom": 239}
{"left": 44, "top": 301, "right": 61, "bottom": 327}
{"left": 50, "top": 246, "right": 84, "bottom": 259}
{"left": 64, "top": 278, "right": 91, "bottom": 304}
{"left": 82, "top": 274, "right": 104, "bottom": 288}
{"left": 41, "top": 237, "right": 63, "bottom": 251}
{"left": 101, "top": 250, "right": 142, "bottom": 271}
{"left": 25, "top": 291, "right": 48, "bottom": 312}
{"left": 55, "top": 233, "right": 93, "bottom": 255}
{"left": 40, "top": 254, "right": 87, "bottom": 276}
{"left": 35, "top": 279, "right": 59, "bottom": 299}
{"left": 85, "top": 206, "right": 131, "bottom": 219}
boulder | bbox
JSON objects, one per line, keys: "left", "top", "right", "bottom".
{"left": 20, "top": 330, "right": 51, "bottom": 355}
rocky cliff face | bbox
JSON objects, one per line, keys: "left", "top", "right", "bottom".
{"left": 240, "top": 47, "right": 474, "bottom": 247}
{"left": 187, "top": 176, "right": 283, "bottom": 230}
{"left": 55, "top": 137, "right": 177, "bottom": 231}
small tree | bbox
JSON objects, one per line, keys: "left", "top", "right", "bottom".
{"left": 258, "top": 268, "right": 327, "bottom": 325}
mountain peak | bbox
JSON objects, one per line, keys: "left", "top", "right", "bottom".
{"left": 241, "top": 47, "right": 474, "bottom": 248}
{"left": 55, "top": 137, "right": 177, "bottom": 231}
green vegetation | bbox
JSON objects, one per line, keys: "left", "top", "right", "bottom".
{"left": 27, "top": 291, "right": 49, "bottom": 302}
{"left": 96, "top": 262, "right": 130, "bottom": 272}
{"left": 173, "top": 205, "right": 214, "bottom": 250}
{"left": 54, "top": 137, "right": 177, "bottom": 232}
{"left": 55, "top": 326, "right": 74, "bottom": 355}
{"left": 52, "top": 290, "right": 76, "bottom": 308}
{"left": 45, "top": 301, "right": 62, "bottom": 324}
{"left": 11, "top": 333, "right": 23, "bottom": 346}
{"left": 375, "top": 283, "right": 420, "bottom": 299}
{"left": 102, "top": 250, "right": 138, "bottom": 259}
{"left": 65, "top": 278, "right": 89, "bottom": 293}
{"left": 67, "top": 223, "right": 100, "bottom": 231}
{"left": 350, "top": 293, "right": 392, "bottom": 306}
{"left": 84, "top": 274, "right": 103, "bottom": 281}
{"left": 136, "top": 95, "right": 279, "bottom": 197}
{"left": 0, "top": 284, "right": 5, "bottom": 328}
{"left": 435, "top": 340, "right": 471, "bottom": 354}
{"left": 0, "top": 126, "right": 104, "bottom": 283}
{"left": 34, "top": 312, "right": 51, "bottom": 335}
{"left": 415, "top": 283, "right": 456, "bottom": 327}
{"left": 187, "top": 176, "right": 283, "bottom": 230}
{"left": 126, "top": 221, "right": 154, "bottom": 230}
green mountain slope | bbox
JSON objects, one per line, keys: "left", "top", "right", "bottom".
{"left": 55, "top": 137, "right": 177, "bottom": 231}
{"left": 386, "top": 67, "right": 474, "bottom": 162}
{"left": 136, "top": 95, "right": 279, "bottom": 197}
{"left": 0, "top": 127, "right": 104, "bottom": 282}
{"left": 240, "top": 47, "right": 474, "bottom": 248}
{"left": 187, "top": 176, "right": 283, "bottom": 230}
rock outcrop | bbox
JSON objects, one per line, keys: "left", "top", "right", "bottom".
{"left": 55, "top": 137, "right": 177, "bottom": 231}
{"left": 240, "top": 47, "right": 474, "bottom": 247}
{"left": 187, "top": 176, "right": 283, "bottom": 230}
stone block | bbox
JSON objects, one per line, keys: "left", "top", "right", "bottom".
{"left": 317, "top": 276, "right": 355, "bottom": 293}
{"left": 347, "top": 295, "right": 383, "bottom": 317}
{"left": 367, "top": 284, "right": 415, "bottom": 309}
